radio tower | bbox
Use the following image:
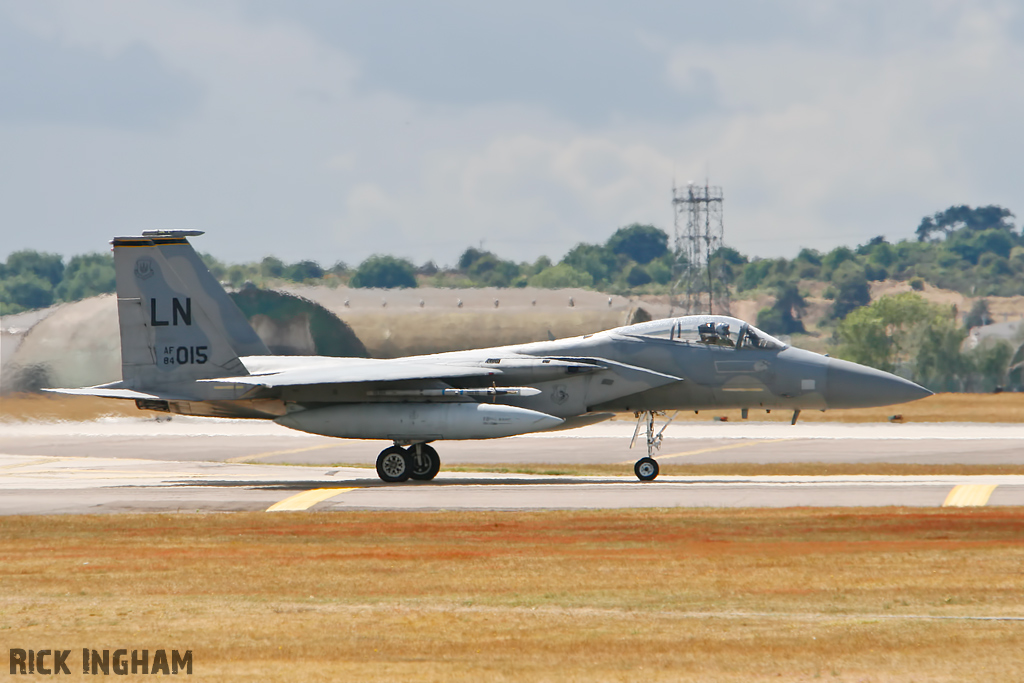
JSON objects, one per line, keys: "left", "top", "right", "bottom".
{"left": 671, "top": 179, "right": 729, "bottom": 316}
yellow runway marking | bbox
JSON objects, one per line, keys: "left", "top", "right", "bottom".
{"left": 943, "top": 484, "right": 998, "bottom": 507}
{"left": 266, "top": 488, "right": 356, "bottom": 512}
{"left": 227, "top": 444, "right": 337, "bottom": 463}
{"left": 619, "top": 438, "right": 794, "bottom": 465}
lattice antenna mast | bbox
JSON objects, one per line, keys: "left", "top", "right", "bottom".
{"left": 671, "top": 180, "right": 728, "bottom": 316}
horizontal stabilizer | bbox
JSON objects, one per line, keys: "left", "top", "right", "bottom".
{"left": 42, "top": 385, "right": 191, "bottom": 401}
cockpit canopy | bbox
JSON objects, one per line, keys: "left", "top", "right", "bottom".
{"left": 618, "top": 315, "right": 787, "bottom": 351}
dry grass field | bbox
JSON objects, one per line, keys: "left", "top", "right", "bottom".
{"left": 1, "top": 509, "right": 1022, "bottom": 682}
{"left": 4, "top": 390, "right": 1024, "bottom": 424}
{"left": 0, "top": 393, "right": 156, "bottom": 421}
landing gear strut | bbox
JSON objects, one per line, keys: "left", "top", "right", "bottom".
{"left": 630, "top": 410, "right": 676, "bottom": 482}
{"left": 375, "top": 443, "right": 441, "bottom": 483}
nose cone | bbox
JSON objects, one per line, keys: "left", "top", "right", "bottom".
{"left": 825, "top": 358, "right": 932, "bottom": 409}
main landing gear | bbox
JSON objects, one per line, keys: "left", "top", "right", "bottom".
{"left": 375, "top": 443, "right": 441, "bottom": 483}
{"left": 630, "top": 411, "right": 677, "bottom": 482}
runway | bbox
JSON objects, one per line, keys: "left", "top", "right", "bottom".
{"left": 2, "top": 417, "right": 1024, "bottom": 514}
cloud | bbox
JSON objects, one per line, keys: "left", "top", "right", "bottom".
{"left": 1, "top": 1, "right": 1024, "bottom": 268}
{"left": 0, "top": 16, "right": 201, "bottom": 129}
{"left": 334, "top": 134, "right": 675, "bottom": 264}
{"left": 658, "top": 2, "right": 1024, "bottom": 253}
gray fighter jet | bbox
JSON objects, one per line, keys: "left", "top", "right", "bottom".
{"left": 50, "top": 231, "right": 931, "bottom": 482}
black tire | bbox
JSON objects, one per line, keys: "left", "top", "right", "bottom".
{"left": 408, "top": 444, "right": 441, "bottom": 481}
{"left": 376, "top": 446, "right": 412, "bottom": 483}
{"left": 634, "top": 457, "right": 659, "bottom": 482}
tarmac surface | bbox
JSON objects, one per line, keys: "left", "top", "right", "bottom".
{"left": 2, "top": 417, "right": 1024, "bottom": 514}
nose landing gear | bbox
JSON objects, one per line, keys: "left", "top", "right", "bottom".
{"left": 634, "top": 456, "right": 659, "bottom": 481}
{"left": 630, "top": 411, "right": 676, "bottom": 481}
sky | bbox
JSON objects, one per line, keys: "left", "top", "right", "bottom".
{"left": 1, "top": 1, "right": 1023, "bottom": 267}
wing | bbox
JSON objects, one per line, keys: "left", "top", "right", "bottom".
{"left": 198, "top": 355, "right": 614, "bottom": 389}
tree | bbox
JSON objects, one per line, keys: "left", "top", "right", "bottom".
{"left": 626, "top": 265, "right": 652, "bottom": 287}
{"left": 350, "top": 255, "right": 418, "bottom": 288}
{"left": 828, "top": 263, "right": 871, "bottom": 320}
{"left": 4, "top": 250, "right": 64, "bottom": 286}
{"left": 837, "top": 292, "right": 952, "bottom": 374}
{"left": 0, "top": 273, "right": 54, "bottom": 312}
{"left": 606, "top": 224, "right": 668, "bottom": 264}
{"left": 457, "top": 247, "right": 488, "bottom": 271}
{"left": 527, "top": 264, "right": 593, "bottom": 289}
{"left": 56, "top": 253, "right": 116, "bottom": 302}
{"left": 793, "top": 248, "right": 822, "bottom": 278}
{"left": 645, "top": 259, "right": 672, "bottom": 285}
{"left": 756, "top": 282, "right": 806, "bottom": 335}
{"left": 964, "top": 299, "right": 993, "bottom": 329}
{"left": 737, "top": 258, "right": 790, "bottom": 291}
{"left": 866, "top": 240, "right": 896, "bottom": 268}
{"left": 260, "top": 256, "right": 284, "bottom": 278}
{"left": 737, "top": 259, "right": 772, "bottom": 291}
{"left": 561, "top": 243, "right": 618, "bottom": 285}
{"left": 856, "top": 235, "right": 888, "bottom": 255}
{"left": 945, "top": 228, "right": 1014, "bottom": 264}
{"left": 283, "top": 260, "right": 325, "bottom": 282}
{"left": 913, "top": 315, "right": 969, "bottom": 391}
{"left": 835, "top": 305, "right": 897, "bottom": 371}
{"left": 709, "top": 246, "right": 747, "bottom": 284}
{"left": 821, "top": 246, "right": 856, "bottom": 279}
{"left": 916, "top": 205, "right": 1015, "bottom": 241}
{"left": 466, "top": 252, "right": 519, "bottom": 287}
{"left": 525, "top": 255, "right": 552, "bottom": 277}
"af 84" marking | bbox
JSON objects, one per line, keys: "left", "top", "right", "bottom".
{"left": 162, "top": 345, "right": 209, "bottom": 365}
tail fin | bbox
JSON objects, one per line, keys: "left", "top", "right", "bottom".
{"left": 112, "top": 231, "right": 269, "bottom": 390}
{"left": 149, "top": 233, "right": 269, "bottom": 357}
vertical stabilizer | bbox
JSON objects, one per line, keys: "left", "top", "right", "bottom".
{"left": 148, "top": 231, "right": 270, "bottom": 357}
{"left": 112, "top": 231, "right": 264, "bottom": 390}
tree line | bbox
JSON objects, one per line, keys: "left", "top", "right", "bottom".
{"left": 2, "top": 205, "right": 1022, "bottom": 390}
{"left": 7, "top": 204, "right": 1018, "bottom": 318}
{"left": 0, "top": 223, "right": 675, "bottom": 315}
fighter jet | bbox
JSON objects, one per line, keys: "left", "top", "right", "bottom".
{"left": 49, "top": 231, "right": 932, "bottom": 482}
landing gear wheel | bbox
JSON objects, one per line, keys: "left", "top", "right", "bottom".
{"left": 408, "top": 444, "right": 440, "bottom": 481}
{"left": 376, "top": 446, "right": 412, "bottom": 483}
{"left": 634, "top": 457, "right": 659, "bottom": 482}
